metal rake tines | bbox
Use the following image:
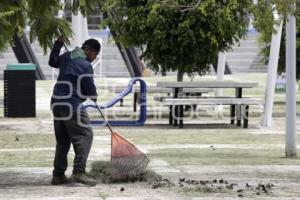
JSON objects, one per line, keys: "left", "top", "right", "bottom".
{"left": 111, "top": 131, "right": 150, "bottom": 180}
{"left": 111, "top": 154, "right": 150, "bottom": 180}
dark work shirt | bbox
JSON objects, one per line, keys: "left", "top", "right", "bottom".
{"left": 49, "top": 41, "right": 97, "bottom": 112}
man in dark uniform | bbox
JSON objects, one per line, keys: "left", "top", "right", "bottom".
{"left": 49, "top": 37, "right": 100, "bottom": 186}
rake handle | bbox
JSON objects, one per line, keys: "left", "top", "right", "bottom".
{"left": 94, "top": 103, "right": 114, "bottom": 134}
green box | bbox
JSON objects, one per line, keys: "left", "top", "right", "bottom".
{"left": 6, "top": 63, "right": 36, "bottom": 70}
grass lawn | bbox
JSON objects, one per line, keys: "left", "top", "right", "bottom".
{"left": 149, "top": 148, "right": 300, "bottom": 166}
{"left": 0, "top": 126, "right": 299, "bottom": 168}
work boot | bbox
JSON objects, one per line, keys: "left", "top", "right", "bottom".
{"left": 51, "top": 175, "right": 70, "bottom": 185}
{"left": 70, "top": 173, "right": 97, "bottom": 186}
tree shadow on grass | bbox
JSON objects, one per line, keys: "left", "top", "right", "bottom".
{"left": 0, "top": 171, "right": 51, "bottom": 187}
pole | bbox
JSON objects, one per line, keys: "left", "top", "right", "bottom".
{"left": 72, "top": 12, "right": 88, "bottom": 47}
{"left": 261, "top": 19, "right": 283, "bottom": 127}
{"left": 285, "top": 8, "right": 297, "bottom": 158}
{"left": 216, "top": 52, "right": 226, "bottom": 96}
{"left": 215, "top": 52, "right": 226, "bottom": 116}
{"left": 72, "top": 13, "right": 82, "bottom": 47}
{"left": 58, "top": 0, "right": 64, "bottom": 18}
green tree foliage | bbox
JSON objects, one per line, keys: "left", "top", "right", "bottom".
{"left": 0, "top": 0, "right": 102, "bottom": 53}
{"left": 252, "top": 0, "right": 299, "bottom": 79}
{"left": 0, "top": 0, "right": 25, "bottom": 51}
{"left": 100, "top": 0, "right": 252, "bottom": 77}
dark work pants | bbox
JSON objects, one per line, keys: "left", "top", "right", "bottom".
{"left": 52, "top": 109, "right": 93, "bottom": 177}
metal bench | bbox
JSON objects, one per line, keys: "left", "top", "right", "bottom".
{"left": 155, "top": 97, "right": 263, "bottom": 128}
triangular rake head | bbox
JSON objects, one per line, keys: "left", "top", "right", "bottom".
{"left": 111, "top": 132, "right": 150, "bottom": 180}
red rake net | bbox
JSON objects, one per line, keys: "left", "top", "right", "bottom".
{"left": 111, "top": 131, "right": 150, "bottom": 180}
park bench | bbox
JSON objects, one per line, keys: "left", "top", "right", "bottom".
{"left": 154, "top": 97, "right": 263, "bottom": 128}
{"left": 110, "top": 85, "right": 213, "bottom": 112}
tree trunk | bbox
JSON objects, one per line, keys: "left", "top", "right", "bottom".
{"left": 177, "top": 71, "right": 184, "bottom": 82}
{"left": 261, "top": 20, "right": 283, "bottom": 127}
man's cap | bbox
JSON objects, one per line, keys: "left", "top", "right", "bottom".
{"left": 82, "top": 38, "right": 101, "bottom": 53}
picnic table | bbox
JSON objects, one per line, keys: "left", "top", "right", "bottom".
{"left": 156, "top": 81, "right": 260, "bottom": 128}
{"left": 108, "top": 85, "right": 213, "bottom": 112}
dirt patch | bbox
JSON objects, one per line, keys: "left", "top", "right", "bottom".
{"left": 89, "top": 161, "right": 168, "bottom": 185}
{"left": 0, "top": 117, "right": 53, "bottom": 135}
{"left": 89, "top": 161, "right": 275, "bottom": 197}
